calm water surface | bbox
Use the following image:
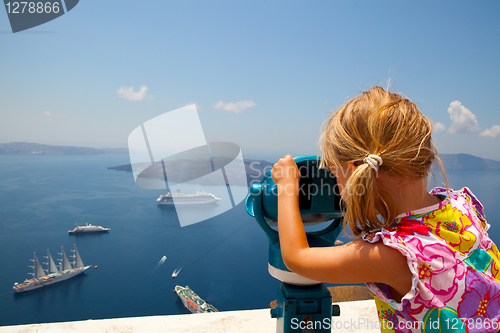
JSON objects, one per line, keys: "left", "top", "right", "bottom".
{"left": 0, "top": 155, "right": 278, "bottom": 326}
{"left": 0, "top": 155, "right": 499, "bottom": 326}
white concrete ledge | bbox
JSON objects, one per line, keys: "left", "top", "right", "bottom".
{"left": 0, "top": 300, "right": 379, "bottom": 333}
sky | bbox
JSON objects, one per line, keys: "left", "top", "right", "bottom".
{"left": 1, "top": 0, "right": 499, "bottom": 162}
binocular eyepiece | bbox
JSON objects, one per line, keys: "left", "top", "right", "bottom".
{"left": 245, "top": 155, "right": 344, "bottom": 285}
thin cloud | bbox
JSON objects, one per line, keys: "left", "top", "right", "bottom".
{"left": 447, "top": 101, "right": 480, "bottom": 134}
{"left": 43, "top": 111, "right": 52, "bottom": 117}
{"left": 117, "top": 85, "right": 152, "bottom": 101}
{"left": 433, "top": 122, "right": 446, "bottom": 134}
{"left": 480, "top": 125, "right": 500, "bottom": 138}
{"left": 213, "top": 100, "right": 256, "bottom": 113}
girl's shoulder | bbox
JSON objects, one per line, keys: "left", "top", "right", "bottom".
{"left": 362, "top": 186, "right": 487, "bottom": 250}
{"left": 431, "top": 187, "right": 486, "bottom": 222}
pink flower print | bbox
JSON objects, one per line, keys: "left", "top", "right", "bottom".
{"left": 406, "top": 238, "right": 466, "bottom": 309}
{"left": 458, "top": 268, "right": 500, "bottom": 333}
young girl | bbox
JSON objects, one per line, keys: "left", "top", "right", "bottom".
{"left": 271, "top": 87, "right": 500, "bottom": 332}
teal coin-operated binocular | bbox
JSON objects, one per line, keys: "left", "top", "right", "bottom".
{"left": 246, "top": 156, "right": 344, "bottom": 333}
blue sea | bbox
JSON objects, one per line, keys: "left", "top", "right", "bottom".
{"left": 0, "top": 155, "right": 499, "bottom": 327}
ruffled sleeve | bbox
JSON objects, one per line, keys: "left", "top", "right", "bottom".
{"left": 432, "top": 187, "right": 486, "bottom": 224}
{"left": 461, "top": 187, "right": 487, "bottom": 224}
{"left": 362, "top": 229, "right": 420, "bottom": 311}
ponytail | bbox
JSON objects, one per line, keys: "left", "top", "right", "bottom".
{"left": 319, "top": 86, "right": 448, "bottom": 236}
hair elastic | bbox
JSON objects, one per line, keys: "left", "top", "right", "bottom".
{"left": 363, "top": 154, "right": 383, "bottom": 172}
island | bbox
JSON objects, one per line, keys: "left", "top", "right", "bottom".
{"left": 1, "top": 142, "right": 498, "bottom": 172}
{"left": 0, "top": 142, "right": 127, "bottom": 155}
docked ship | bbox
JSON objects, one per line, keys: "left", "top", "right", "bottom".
{"left": 157, "top": 190, "right": 221, "bottom": 205}
{"left": 174, "top": 285, "right": 218, "bottom": 313}
{"left": 13, "top": 245, "right": 90, "bottom": 293}
{"left": 69, "top": 223, "right": 110, "bottom": 234}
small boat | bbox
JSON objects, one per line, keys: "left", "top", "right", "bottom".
{"left": 13, "top": 245, "right": 90, "bottom": 293}
{"left": 69, "top": 223, "right": 110, "bottom": 234}
{"left": 172, "top": 268, "right": 181, "bottom": 278}
{"left": 174, "top": 285, "right": 218, "bottom": 313}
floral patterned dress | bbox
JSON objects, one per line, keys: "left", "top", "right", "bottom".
{"left": 362, "top": 187, "right": 500, "bottom": 333}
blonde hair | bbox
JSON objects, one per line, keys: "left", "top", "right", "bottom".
{"left": 319, "top": 86, "right": 447, "bottom": 236}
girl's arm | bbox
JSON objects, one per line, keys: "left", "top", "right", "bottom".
{"left": 271, "top": 155, "right": 412, "bottom": 300}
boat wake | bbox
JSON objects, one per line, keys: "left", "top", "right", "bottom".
{"left": 172, "top": 267, "right": 182, "bottom": 278}
{"left": 156, "top": 256, "right": 167, "bottom": 268}
{"left": 151, "top": 256, "right": 167, "bottom": 276}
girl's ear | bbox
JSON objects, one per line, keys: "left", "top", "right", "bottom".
{"left": 347, "top": 162, "right": 356, "bottom": 172}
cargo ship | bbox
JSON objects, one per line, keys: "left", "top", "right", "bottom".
{"left": 174, "top": 285, "right": 218, "bottom": 313}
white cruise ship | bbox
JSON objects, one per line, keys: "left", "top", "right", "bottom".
{"left": 157, "top": 190, "right": 221, "bottom": 205}
{"left": 69, "top": 223, "right": 110, "bottom": 234}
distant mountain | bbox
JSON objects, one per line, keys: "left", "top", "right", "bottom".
{"left": 109, "top": 153, "right": 500, "bottom": 188}
{"left": 109, "top": 158, "right": 274, "bottom": 186}
{"left": 0, "top": 142, "right": 128, "bottom": 155}
{"left": 438, "top": 154, "right": 500, "bottom": 172}
{"left": 1, "top": 142, "right": 498, "bottom": 172}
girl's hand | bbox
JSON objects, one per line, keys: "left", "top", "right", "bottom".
{"left": 271, "top": 155, "right": 300, "bottom": 195}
